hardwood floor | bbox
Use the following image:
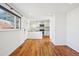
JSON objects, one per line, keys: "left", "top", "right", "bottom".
{"left": 10, "top": 36, "right": 79, "bottom": 56}
{"left": 54, "top": 45, "right": 79, "bottom": 56}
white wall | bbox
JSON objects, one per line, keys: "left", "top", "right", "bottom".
{"left": 50, "top": 15, "right": 55, "bottom": 43}
{"left": 67, "top": 6, "right": 79, "bottom": 52}
{"left": 0, "top": 30, "right": 24, "bottom": 55}
{"left": 53, "top": 12, "right": 67, "bottom": 45}
{"left": 0, "top": 4, "right": 27, "bottom": 56}
{"left": 0, "top": 17, "right": 27, "bottom": 56}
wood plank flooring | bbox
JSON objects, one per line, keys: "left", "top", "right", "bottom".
{"left": 10, "top": 39, "right": 79, "bottom": 56}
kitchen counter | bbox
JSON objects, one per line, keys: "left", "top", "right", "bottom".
{"left": 27, "top": 31, "right": 42, "bottom": 39}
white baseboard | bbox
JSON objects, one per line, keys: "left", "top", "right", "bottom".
{"left": 67, "top": 45, "right": 79, "bottom": 53}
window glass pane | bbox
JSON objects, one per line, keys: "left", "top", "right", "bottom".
{"left": 0, "top": 6, "right": 21, "bottom": 30}
{"left": 0, "top": 8, "right": 15, "bottom": 29}
{"left": 16, "top": 17, "right": 20, "bottom": 29}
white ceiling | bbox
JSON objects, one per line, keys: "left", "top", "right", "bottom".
{"left": 11, "top": 3, "right": 79, "bottom": 18}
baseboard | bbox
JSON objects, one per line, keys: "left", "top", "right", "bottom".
{"left": 67, "top": 45, "right": 79, "bottom": 53}
{"left": 53, "top": 43, "right": 67, "bottom": 46}
{"left": 54, "top": 44, "right": 79, "bottom": 54}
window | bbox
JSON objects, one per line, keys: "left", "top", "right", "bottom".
{"left": 0, "top": 5, "right": 21, "bottom": 30}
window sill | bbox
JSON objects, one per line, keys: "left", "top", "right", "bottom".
{"left": 0, "top": 29, "right": 21, "bottom": 32}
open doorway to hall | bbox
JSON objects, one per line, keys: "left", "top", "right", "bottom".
{"left": 27, "top": 19, "right": 50, "bottom": 41}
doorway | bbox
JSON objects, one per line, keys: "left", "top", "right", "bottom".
{"left": 28, "top": 20, "right": 50, "bottom": 40}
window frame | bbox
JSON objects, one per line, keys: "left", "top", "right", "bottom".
{"left": 0, "top": 5, "right": 21, "bottom": 31}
